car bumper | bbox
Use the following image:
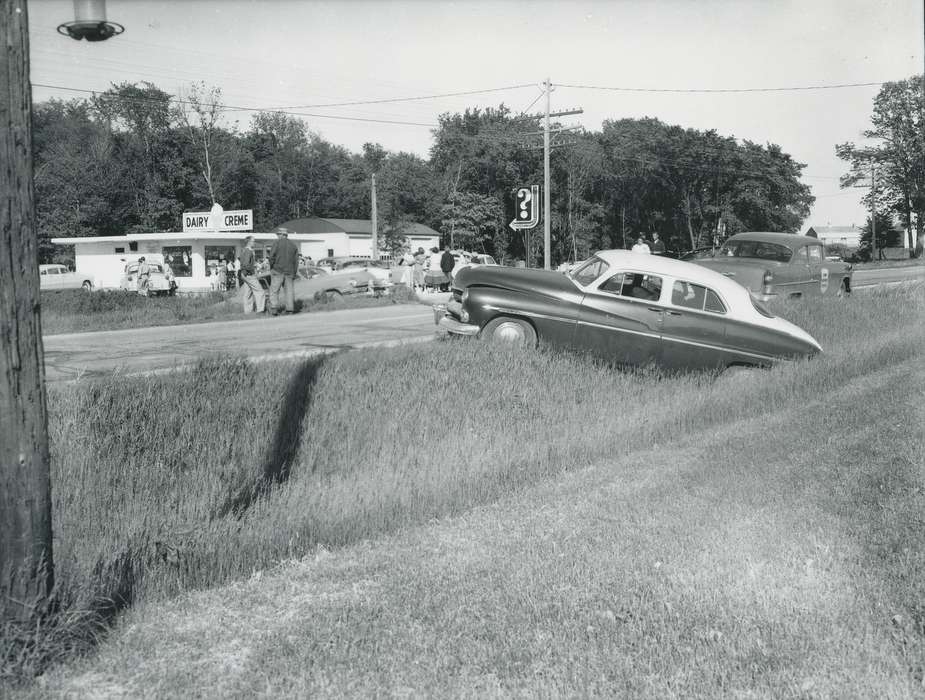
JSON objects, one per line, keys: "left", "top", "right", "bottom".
{"left": 433, "top": 304, "right": 480, "bottom": 336}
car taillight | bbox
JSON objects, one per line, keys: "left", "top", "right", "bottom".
{"left": 762, "top": 270, "right": 773, "bottom": 293}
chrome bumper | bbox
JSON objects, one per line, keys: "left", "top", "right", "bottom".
{"left": 432, "top": 303, "right": 480, "bottom": 336}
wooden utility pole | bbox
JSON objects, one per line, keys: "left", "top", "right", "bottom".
{"left": 538, "top": 78, "right": 582, "bottom": 269}
{"left": 1, "top": 0, "right": 55, "bottom": 624}
{"left": 370, "top": 174, "right": 378, "bottom": 260}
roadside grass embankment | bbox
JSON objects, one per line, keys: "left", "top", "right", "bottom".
{"left": 40, "top": 284, "right": 417, "bottom": 335}
{"left": 3, "top": 283, "right": 924, "bottom": 694}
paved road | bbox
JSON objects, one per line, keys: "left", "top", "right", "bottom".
{"left": 43, "top": 301, "right": 443, "bottom": 383}
{"left": 851, "top": 264, "right": 925, "bottom": 288}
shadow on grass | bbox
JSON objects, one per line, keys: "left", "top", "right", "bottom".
{"left": 216, "top": 357, "right": 324, "bottom": 519}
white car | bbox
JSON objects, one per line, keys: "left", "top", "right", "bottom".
{"left": 451, "top": 253, "right": 498, "bottom": 277}
{"left": 39, "top": 264, "right": 93, "bottom": 291}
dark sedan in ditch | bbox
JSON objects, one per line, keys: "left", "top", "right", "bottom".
{"left": 434, "top": 250, "right": 822, "bottom": 371}
{"left": 692, "top": 232, "right": 853, "bottom": 300}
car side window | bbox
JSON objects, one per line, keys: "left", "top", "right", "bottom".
{"left": 671, "top": 281, "right": 727, "bottom": 314}
{"left": 600, "top": 272, "right": 662, "bottom": 301}
{"left": 704, "top": 289, "right": 726, "bottom": 314}
{"left": 40, "top": 268, "right": 47, "bottom": 275}
{"left": 807, "top": 245, "right": 823, "bottom": 262}
{"left": 793, "top": 247, "right": 808, "bottom": 263}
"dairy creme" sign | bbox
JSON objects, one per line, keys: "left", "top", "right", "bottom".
{"left": 183, "top": 209, "right": 253, "bottom": 233}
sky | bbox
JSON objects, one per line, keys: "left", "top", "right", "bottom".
{"left": 26, "top": 0, "right": 925, "bottom": 233}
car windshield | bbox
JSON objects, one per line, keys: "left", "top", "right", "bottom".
{"left": 719, "top": 239, "right": 792, "bottom": 263}
{"left": 570, "top": 256, "right": 609, "bottom": 286}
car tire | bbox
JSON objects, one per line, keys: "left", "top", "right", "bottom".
{"left": 482, "top": 316, "right": 537, "bottom": 348}
{"left": 81, "top": 280, "right": 93, "bottom": 291}
{"left": 324, "top": 289, "right": 343, "bottom": 302}
{"left": 836, "top": 278, "right": 851, "bottom": 297}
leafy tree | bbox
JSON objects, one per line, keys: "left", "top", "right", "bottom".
{"left": 90, "top": 82, "right": 186, "bottom": 232}
{"left": 173, "top": 82, "right": 232, "bottom": 207}
{"left": 836, "top": 75, "right": 925, "bottom": 255}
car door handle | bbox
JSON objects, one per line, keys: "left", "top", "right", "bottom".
{"left": 665, "top": 310, "right": 682, "bottom": 316}
{"left": 647, "top": 307, "right": 663, "bottom": 313}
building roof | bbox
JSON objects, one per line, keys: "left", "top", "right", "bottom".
{"left": 50, "top": 232, "right": 325, "bottom": 245}
{"left": 277, "top": 217, "right": 440, "bottom": 238}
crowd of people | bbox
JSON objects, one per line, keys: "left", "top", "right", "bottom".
{"left": 396, "top": 244, "right": 457, "bottom": 293}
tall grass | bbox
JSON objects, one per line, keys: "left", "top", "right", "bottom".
{"left": 4, "top": 284, "right": 924, "bottom": 683}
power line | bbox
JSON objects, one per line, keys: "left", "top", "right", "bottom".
{"left": 557, "top": 81, "right": 887, "bottom": 94}
{"left": 263, "top": 83, "right": 536, "bottom": 110}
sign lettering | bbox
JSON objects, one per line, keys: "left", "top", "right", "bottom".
{"left": 183, "top": 209, "right": 253, "bottom": 233}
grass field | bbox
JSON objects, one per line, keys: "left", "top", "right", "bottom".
{"left": 40, "top": 285, "right": 417, "bottom": 335}
{"left": 4, "top": 283, "right": 925, "bottom": 696}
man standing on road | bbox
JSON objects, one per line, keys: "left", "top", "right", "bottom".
{"left": 269, "top": 227, "right": 298, "bottom": 315}
{"left": 439, "top": 244, "right": 455, "bottom": 292}
{"left": 239, "top": 236, "right": 265, "bottom": 314}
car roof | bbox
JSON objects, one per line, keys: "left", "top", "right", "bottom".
{"left": 593, "top": 250, "right": 751, "bottom": 302}
{"left": 726, "top": 232, "right": 820, "bottom": 248}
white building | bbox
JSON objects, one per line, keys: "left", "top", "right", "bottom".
{"left": 805, "top": 225, "right": 863, "bottom": 249}
{"left": 51, "top": 217, "right": 441, "bottom": 291}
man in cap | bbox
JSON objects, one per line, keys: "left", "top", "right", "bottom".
{"left": 239, "top": 235, "right": 265, "bottom": 314}
{"left": 268, "top": 227, "right": 299, "bottom": 314}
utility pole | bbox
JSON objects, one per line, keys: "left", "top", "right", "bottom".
{"left": 1, "top": 0, "right": 54, "bottom": 625}
{"left": 870, "top": 161, "right": 877, "bottom": 260}
{"left": 370, "top": 174, "right": 378, "bottom": 260}
{"left": 537, "top": 78, "right": 582, "bottom": 269}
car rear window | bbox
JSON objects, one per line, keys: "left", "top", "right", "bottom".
{"left": 720, "top": 240, "right": 792, "bottom": 263}
{"left": 750, "top": 294, "right": 775, "bottom": 318}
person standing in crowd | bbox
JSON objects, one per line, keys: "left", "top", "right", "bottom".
{"left": 650, "top": 232, "right": 666, "bottom": 255}
{"left": 239, "top": 235, "right": 265, "bottom": 314}
{"left": 269, "top": 227, "right": 298, "bottom": 315}
{"left": 137, "top": 256, "right": 150, "bottom": 294}
{"left": 413, "top": 247, "right": 426, "bottom": 291}
{"left": 439, "top": 244, "right": 455, "bottom": 292}
{"left": 632, "top": 236, "right": 651, "bottom": 254}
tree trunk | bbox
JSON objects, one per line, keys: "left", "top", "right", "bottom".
{"left": 0, "top": 0, "right": 54, "bottom": 624}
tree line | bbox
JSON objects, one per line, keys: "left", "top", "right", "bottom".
{"left": 37, "top": 78, "right": 876, "bottom": 265}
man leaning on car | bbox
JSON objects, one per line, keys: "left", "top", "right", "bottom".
{"left": 269, "top": 227, "right": 299, "bottom": 315}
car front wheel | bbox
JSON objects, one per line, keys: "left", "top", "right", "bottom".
{"left": 81, "top": 280, "right": 93, "bottom": 291}
{"left": 482, "top": 316, "right": 536, "bottom": 348}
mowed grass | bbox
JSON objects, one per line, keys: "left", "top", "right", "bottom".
{"left": 40, "top": 284, "right": 416, "bottom": 335}
{"left": 4, "top": 283, "right": 925, "bottom": 695}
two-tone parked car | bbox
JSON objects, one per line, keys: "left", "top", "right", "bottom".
{"left": 692, "top": 232, "right": 852, "bottom": 301}
{"left": 119, "top": 259, "right": 174, "bottom": 296}
{"left": 258, "top": 265, "right": 389, "bottom": 303}
{"left": 434, "top": 250, "right": 822, "bottom": 372}
{"left": 39, "top": 264, "right": 94, "bottom": 291}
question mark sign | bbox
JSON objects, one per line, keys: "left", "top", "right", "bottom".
{"left": 518, "top": 188, "right": 532, "bottom": 219}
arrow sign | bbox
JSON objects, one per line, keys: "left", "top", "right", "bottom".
{"left": 509, "top": 185, "right": 539, "bottom": 231}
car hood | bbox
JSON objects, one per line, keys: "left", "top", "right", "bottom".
{"left": 454, "top": 265, "right": 576, "bottom": 295}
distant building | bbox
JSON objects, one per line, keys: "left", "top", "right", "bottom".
{"left": 51, "top": 217, "right": 441, "bottom": 291}
{"left": 805, "top": 225, "right": 862, "bottom": 248}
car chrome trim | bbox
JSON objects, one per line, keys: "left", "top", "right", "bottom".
{"left": 661, "top": 334, "right": 778, "bottom": 362}
{"left": 437, "top": 315, "right": 480, "bottom": 336}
